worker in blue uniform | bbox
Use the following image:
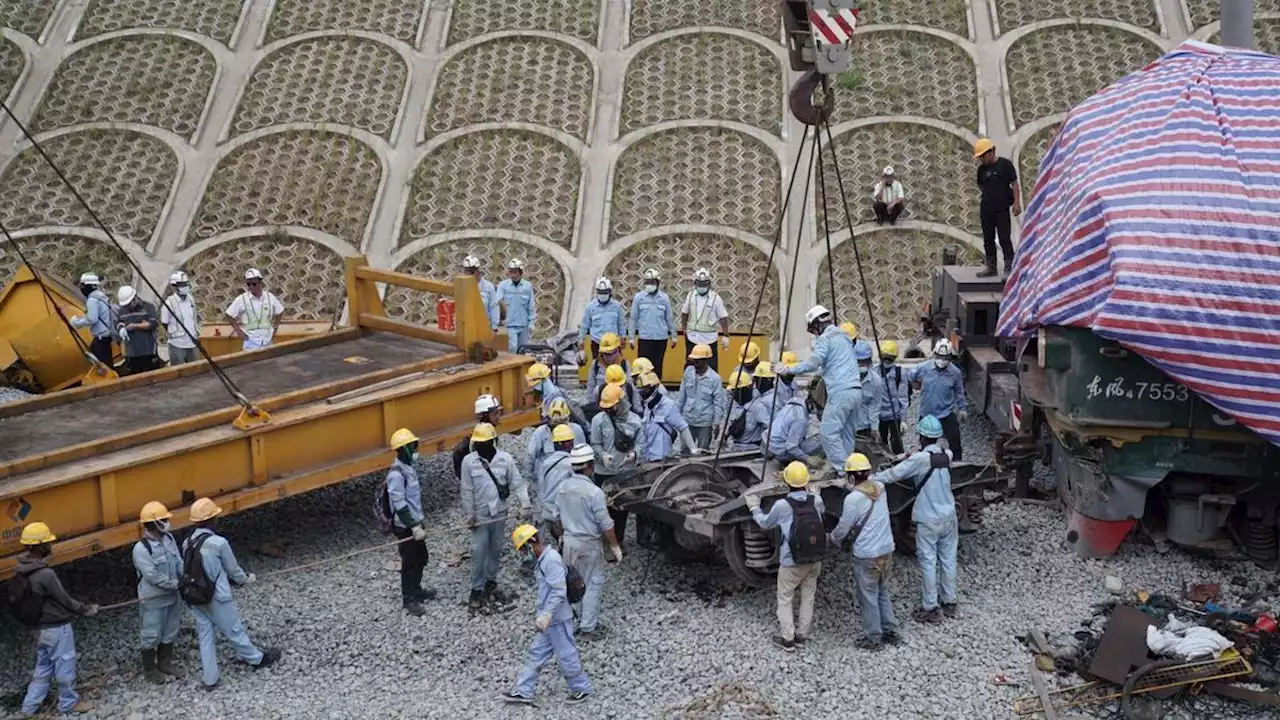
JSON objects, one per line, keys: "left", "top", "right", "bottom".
{"left": 496, "top": 258, "right": 536, "bottom": 354}
{"left": 766, "top": 392, "right": 822, "bottom": 463}
{"left": 873, "top": 415, "right": 958, "bottom": 623}
{"left": 579, "top": 278, "right": 626, "bottom": 359}
{"left": 783, "top": 305, "right": 863, "bottom": 473}
{"left": 539, "top": 425, "right": 578, "bottom": 541}
{"left": 132, "top": 502, "right": 183, "bottom": 684}
{"left": 556, "top": 445, "right": 623, "bottom": 641}
{"left": 876, "top": 340, "right": 911, "bottom": 454}
{"left": 854, "top": 341, "right": 882, "bottom": 443}
{"left": 628, "top": 268, "right": 677, "bottom": 372}
{"left": 909, "top": 340, "right": 968, "bottom": 460}
{"left": 69, "top": 272, "right": 115, "bottom": 366}
{"left": 829, "top": 452, "right": 900, "bottom": 650}
{"left": 386, "top": 428, "right": 436, "bottom": 617}
{"left": 636, "top": 371, "right": 702, "bottom": 460}
{"left": 461, "top": 255, "right": 500, "bottom": 330}
{"left": 675, "top": 344, "right": 728, "bottom": 449}
{"left": 775, "top": 350, "right": 799, "bottom": 406}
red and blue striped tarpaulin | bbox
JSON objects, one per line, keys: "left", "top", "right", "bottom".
{"left": 998, "top": 41, "right": 1280, "bottom": 446}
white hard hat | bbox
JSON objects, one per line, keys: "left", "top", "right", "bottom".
{"left": 169, "top": 271, "right": 189, "bottom": 285}
{"left": 934, "top": 339, "right": 955, "bottom": 357}
{"left": 595, "top": 277, "right": 612, "bottom": 292}
{"left": 883, "top": 166, "right": 895, "bottom": 175}
{"left": 693, "top": 268, "right": 711, "bottom": 282}
{"left": 117, "top": 285, "right": 137, "bottom": 305}
{"left": 507, "top": 258, "right": 524, "bottom": 270}
{"left": 643, "top": 268, "right": 660, "bottom": 281}
{"left": 78, "top": 272, "right": 100, "bottom": 286}
{"left": 474, "top": 394, "right": 500, "bottom": 414}
{"left": 461, "top": 255, "right": 481, "bottom": 269}
{"left": 244, "top": 268, "right": 263, "bottom": 281}
{"left": 804, "top": 304, "right": 831, "bottom": 325}
{"left": 569, "top": 444, "right": 595, "bottom": 466}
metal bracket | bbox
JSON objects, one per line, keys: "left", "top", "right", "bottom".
{"left": 233, "top": 405, "right": 272, "bottom": 430}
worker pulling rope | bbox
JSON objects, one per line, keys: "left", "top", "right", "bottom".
{"left": 0, "top": 99, "right": 262, "bottom": 421}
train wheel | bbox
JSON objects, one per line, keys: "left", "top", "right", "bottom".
{"left": 719, "top": 524, "right": 775, "bottom": 588}
{"left": 647, "top": 463, "right": 731, "bottom": 555}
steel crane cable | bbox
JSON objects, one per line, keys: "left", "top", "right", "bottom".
{"left": 710, "top": 125, "right": 820, "bottom": 471}
{"left": 0, "top": 99, "right": 257, "bottom": 412}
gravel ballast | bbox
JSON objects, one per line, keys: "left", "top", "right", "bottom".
{"left": 1, "top": 389, "right": 1276, "bottom": 719}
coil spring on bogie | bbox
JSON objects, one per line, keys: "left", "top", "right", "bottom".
{"left": 1247, "top": 518, "right": 1278, "bottom": 563}
{"left": 743, "top": 527, "right": 775, "bottom": 569}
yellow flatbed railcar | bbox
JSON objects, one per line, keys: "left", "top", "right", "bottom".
{"left": 0, "top": 257, "right": 537, "bottom": 579}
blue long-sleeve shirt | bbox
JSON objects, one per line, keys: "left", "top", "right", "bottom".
{"left": 675, "top": 366, "right": 728, "bottom": 427}
{"left": 534, "top": 547, "right": 574, "bottom": 623}
{"left": 478, "top": 277, "right": 500, "bottom": 330}
{"left": 534, "top": 379, "right": 567, "bottom": 416}
{"left": 730, "top": 394, "right": 771, "bottom": 446}
{"left": 579, "top": 299, "right": 625, "bottom": 343}
{"left": 789, "top": 325, "right": 861, "bottom": 395}
{"left": 909, "top": 362, "right": 967, "bottom": 420}
{"left": 538, "top": 451, "right": 574, "bottom": 521}
{"left": 70, "top": 289, "right": 113, "bottom": 338}
{"left": 386, "top": 458, "right": 423, "bottom": 529}
{"left": 767, "top": 396, "right": 814, "bottom": 461}
{"left": 585, "top": 358, "right": 636, "bottom": 404}
{"left": 460, "top": 451, "right": 527, "bottom": 521}
{"left": 527, "top": 422, "right": 587, "bottom": 478}
{"left": 629, "top": 290, "right": 676, "bottom": 341}
{"left": 829, "top": 481, "right": 894, "bottom": 559}
{"left": 132, "top": 532, "right": 182, "bottom": 604}
{"left": 184, "top": 528, "right": 249, "bottom": 604}
{"left": 556, "top": 474, "right": 614, "bottom": 540}
{"left": 857, "top": 369, "right": 883, "bottom": 431}
{"left": 877, "top": 363, "right": 910, "bottom": 421}
{"left": 874, "top": 444, "right": 955, "bottom": 524}
{"left": 590, "top": 410, "right": 642, "bottom": 472}
{"left": 496, "top": 278, "right": 536, "bottom": 329}
{"left": 639, "top": 390, "right": 688, "bottom": 461}
{"left": 750, "top": 490, "right": 826, "bottom": 567}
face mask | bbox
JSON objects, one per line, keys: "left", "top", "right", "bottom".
{"left": 410, "top": 451, "right": 420, "bottom": 463}
{"left": 882, "top": 358, "right": 894, "bottom": 367}
{"left": 157, "top": 520, "right": 171, "bottom": 533}
{"left": 597, "top": 293, "right": 610, "bottom": 303}
{"left": 644, "top": 283, "right": 658, "bottom": 294}
{"left": 176, "top": 287, "right": 189, "bottom": 297}
{"left": 859, "top": 365, "right": 871, "bottom": 378}
{"left": 519, "top": 546, "right": 537, "bottom": 568}
{"left": 80, "top": 285, "right": 95, "bottom": 297}
{"left": 934, "top": 358, "right": 950, "bottom": 369}
{"left": 696, "top": 287, "right": 709, "bottom": 296}
{"left": 641, "top": 387, "right": 656, "bottom": 401}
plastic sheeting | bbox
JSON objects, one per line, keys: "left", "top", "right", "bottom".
{"left": 997, "top": 42, "right": 1280, "bottom": 446}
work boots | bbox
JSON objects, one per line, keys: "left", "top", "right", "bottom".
{"left": 403, "top": 600, "right": 426, "bottom": 617}
{"left": 976, "top": 263, "right": 998, "bottom": 278}
{"left": 413, "top": 587, "right": 438, "bottom": 602}
{"left": 141, "top": 649, "right": 168, "bottom": 684}
{"left": 156, "top": 643, "right": 178, "bottom": 677}
{"left": 468, "top": 589, "right": 484, "bottom": 610}
{"left": 484, "top": 581, "right": 512, "bottom": 604}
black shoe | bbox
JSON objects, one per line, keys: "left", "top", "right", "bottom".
{"left": 567, "top": 691, "right": 590, "bottom": 705}
{"left": 255, "top": 648, "right": 282, "bottom": 669}
{"left": 414, "top": 587, "right": 437, "bottom": 602}
{"left": 942, "top": 603, "right": 957, "bottom": 618}
{"left": 771, "top": 635, "right": 796, "bottom": 652}
{"left": 484, "top": 581, "right": 512, "bottom": 604}
{"left": 976, "top": 266, "right": 998, "bottom": 278}
{"left": 404, "top": 600, "right": 426, "bottom": 617}
{"left": 156, "top": 643, "right": 179, "bottom": 677}
{"left": 883, "top": 630, "right": 903, "bottom": 646}
{"left": 794, "top": 635, "right": 808, "bottom": 646}
{"left": 500, "top": 691, "right": 534, "bottom": 705}
{"left": 468, "top": 590, "right": 484, "bottom": 610}
{"left": 855, "top": 635, "right": 883, "bottom": 650}
{"left": 1003, "top": 264, "right": 1013, "bottom": 275}
{"left": 913, "top": 607, "right": 943, "bottom": 624}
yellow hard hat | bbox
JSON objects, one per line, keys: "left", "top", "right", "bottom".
{"left": 752, "top": 362, "right": 775, "bottom": 379}
{"left": 780, "top": 351, "right": 798, "bottom": 365}
{"left": 605, "top": 364, "right": 626, "bottom": 385}
{"left": 599, "top": 384, "right": 625, "bottom": 409}
{"left": 631, "top": 357, "right": 654, "bottom": 377}
{"left": 688, "top": 344, "right": 713, "bottom": 360}
{"left": 879, "top": 340, "right": 899, "bottom": 358}
{"left": 20, "top": 522, "right": 56, "bottom": 545}
{"left": 389, "top": 427, "right": 418, "bottom": 449}
{"left": 740, "top": 342, "right": 760, "bottom": 363}
{"left": 189, "top": 498, "right": 222, "bottom": 523}
{"left": 973, "top": 137, "right": 995, "bottom": 157}
{"left": 551, "top": 424, "right": 576, "bottom": 443}
{"left": 727, "top": 370, "right": 754, "bottom": 390}
{"left": 839, "top": 321, "right": 858, "bottom": 339}
{"left": 547, "top": 398, "right": 571, "bottom": 422}
{"left": 638, "top": 371, "right": 661, "bottom": 388}
{"left": 472, "top": 422, "right": 497, "bottom": 443}
{"left": 512, "top": 523, "right": 539, "bottom": 550}
{"left": 139, "top": 501, "right": 172, "bottom": 524}
{"left": 783, "top": 461, "right": 810, "bottom": 488}
{"left": 525, "top": 362, "right": 551, "bottom": 387}
{"left": 599, "top": 333, "right": 621, "bottom": 354}
{"left": 844, "top": 452, "right": 872, "bottom": 473}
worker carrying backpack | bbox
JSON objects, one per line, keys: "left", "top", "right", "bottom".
{"left": 566, "top": 566, "right": 587, "bottom": 604}
{"left": 373, "top": 477, "right": 394, "bottom": 534}
{"left": 5, "top": 572, "right": 45, "bottom": 626}
{"left": 786, "top": 496, "right": 828, "bottom": 565}
{"left": 179, "top": 533, "right": 215, "bottom": 606}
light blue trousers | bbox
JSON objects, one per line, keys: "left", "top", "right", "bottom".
{"left": 470, "top": 521, "right": 504, "bottom": 592}
{"left": 138, "top": 597, "right": 182, "bottom": 649}
{"left": 191, "top": 600, "right": 263, "bottom": 687}
{"left": 562, "top": 536, "right": 606, "bottom": 633}
{"left": 514, "top": 620, "right": 593, "bottom": 698}
{"left": 21, "top": 624, "right": 79, "bottom": 714}
{"left": 916, "top": 516, "right": 959, "bottom": 610}
{"left": 853, "top": 555, "right": 898, "bottom": 638}
{"left": 821, "top": 388, "right": 862, "bottom": 472}
{"left": 506, "top": 326, "right": 531, "bottom": 354}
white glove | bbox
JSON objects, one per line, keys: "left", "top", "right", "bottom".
{"left": 576, "top": 350, "right": 586, "bottom": 365}
{"left": 117, "top": 324, "right": 129, "bottom": 343}
{"left": 411, "top": 525, "right": 427, "bottom": 542}
{"left": 745, "top": 494, "right": 761, "bottom": 511}
{"left": 603, "top": 452, "right": 615, "bottom": 468}
{"left": 536, "top": 612, "right": 552, "bottom": 631}
{"left": 720, "top": 336, "right": 730, "bottom": 350}
{"left": 958, "top": 410, "right": 969, "bottom": 422}
{"left": 70, "top": 314, "right": 86, "bottom": 325}
{"left": 690, "top": 446, "right": 706, "bottom": 455}
{"left": 244, "top": 573, "right": 257, "bottom": 585}
{"left": 609, "top": 545, "right": 623, "bottom": 563}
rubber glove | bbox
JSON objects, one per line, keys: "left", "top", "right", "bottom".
{"left": 720, "top": 336, "right": 730, "bottom": 350}
{"left": 745, "top": 494, "right": 761, "bottom": 511}
{"left": 958, "top": 410, "right": 969, "bottom": 422}
{"left": 603, "top": 452, "right": 615, "bottom": 469}
{"left": 677, "top": 427, "right": 702, "bottom": 455}
{"left": 69, "top": 314, "right": 86, "bottom": 326}
{"left": 117, "top": 324, "right": 129, "bottom": 343}
{"left": 244, "top": 573, "right": 257, "bottom": 585}
{"left": 411, "top": 525, "right": 427, "bottom": 542}
{"left": 609, "top": 545, "right": 623, "bottom": 563}
{"left": 83, "top": 604, "right": 100, "bottom": 618}
{"left": 536, "top": 613, "right": 552, "bottom": 631}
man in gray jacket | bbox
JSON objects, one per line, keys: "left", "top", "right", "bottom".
{"left": 114, "top": 285, "right": 164, "bottom": 374}
{"left": 460, "top": 422, "right": 530, "bottom": 609}
{"left": 386, "top": 427, "right": 436, "bottom": 617}
{"left": 132, "top": 501, "right": 183, "bottom": 683}
{"left": 15, "top": 522, "right": 98, "bottom": 716}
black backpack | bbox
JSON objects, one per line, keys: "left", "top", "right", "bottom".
{"left": 373, "top": 477, "right": 394, "bottom": 534}
{"left": 566, "top": 566, "right": 587, "bottom": 604}
{"left": 5, "top": 572, "right": 44, "bottom": 626}
{"left": 179, "top": 533, "right": 215, "bottom": 606}
{"left": 786, "top": 496, "right": 828, "bottom": 565}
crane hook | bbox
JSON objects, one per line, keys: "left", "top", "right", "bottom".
{"left": 788, "top": 69, "right": 834, "bottom": 127}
